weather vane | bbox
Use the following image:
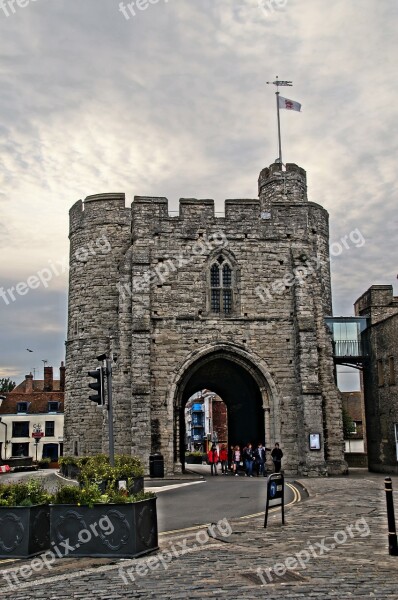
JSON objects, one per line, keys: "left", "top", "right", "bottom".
{"left": 266, "top": 76, "right": 301, "bottom": 166}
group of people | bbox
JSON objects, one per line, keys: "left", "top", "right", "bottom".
{"left": 207, "top": 442, "right": 283, "bottom": 477}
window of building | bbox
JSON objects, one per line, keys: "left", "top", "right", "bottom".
{"left": 16, "top": 402, "right": 29, "bottom": 414}
{"left": 389, "top": 357, "right": 396, "bottom": 386}
{"left": 377, "top": 359, "right": 384, "bottom": 386}
{"left": 12, "top": 443, "right": 29, "bottom": 457}
{"left": 45, "top": 421, "right": 55, "bottom": 437}
{"left": 12, "top": 421, "right": 29, "bottom": 438}
{"left": 209, "top": 256, "right": 234, "bottom": 315}
{"left": 48, "top": 401, "right": 60, "bottom": 413}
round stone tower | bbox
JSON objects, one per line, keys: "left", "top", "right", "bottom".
{"left": 64, "top": 194, "right": 131, "bottom": 456}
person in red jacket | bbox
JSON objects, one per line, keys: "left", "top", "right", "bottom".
{"left": 219, "top": 445, "right": 228, "bottom": 475}
{"left": 207, "top": 444, "right": 219, "bottom": 476}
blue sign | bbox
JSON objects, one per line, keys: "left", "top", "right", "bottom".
{"left": 264, "top": 472, "right": 285, "bottom": 528}
{"left": 269, "top": 481, "right": 277, "bottom": 498}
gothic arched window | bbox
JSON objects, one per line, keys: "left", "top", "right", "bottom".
{"left": 210, "top": 256, "right": 233, "bottom": 314}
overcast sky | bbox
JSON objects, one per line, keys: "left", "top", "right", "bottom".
{"left": 0, "top": 0, "right": 397, "bottom": 385}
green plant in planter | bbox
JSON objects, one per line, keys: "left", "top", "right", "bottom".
{"left": 0, "top": 480, "right": 53, "bottom": 507}
{"left": 78, "top": 454, "right": 144, "bottom": 491}
{"left": 53, "top": 482, "right": 104, "bottom": 508}
{"left": 38, "top": 457, "right": 51, "bottom": 468}
{"left": 52, "top": 483, "right": 154, "bottom": 508}
{"left": 59, "top": 456, "right": 91, "bottom": 469}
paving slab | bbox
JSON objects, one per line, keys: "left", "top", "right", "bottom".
{"left": 1, "top": 471, "right": 398, "bottom": 598}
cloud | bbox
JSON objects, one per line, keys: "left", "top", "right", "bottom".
{"left": 0, "top": 0, "right": 397, "bottom": 378}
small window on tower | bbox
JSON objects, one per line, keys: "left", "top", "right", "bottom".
{"left": 209, "top": 257, "right": 234, "bottom": 315}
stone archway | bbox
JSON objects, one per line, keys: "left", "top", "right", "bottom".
{"left": 170, "top": 344, "right": 278, "bottom": 472}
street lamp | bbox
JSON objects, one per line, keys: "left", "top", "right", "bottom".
{"left": 32, "top": 423, "right": 44, "bottom": 462}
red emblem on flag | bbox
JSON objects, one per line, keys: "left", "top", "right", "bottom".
{"left": 285, "top": 100, "right": 294, "bottom": 109}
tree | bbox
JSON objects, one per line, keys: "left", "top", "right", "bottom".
{"left": 0, "top": 377, "right": 16, "bottom": 393}
{"left": 342, "top": 406, "right": 356, "bottom": 439}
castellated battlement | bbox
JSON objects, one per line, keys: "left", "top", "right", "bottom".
{"left": 69, "top": 163, "right": 312, "bottom": 235}
{"left": 69, "top": 193, "right": 130, "bottom": 234}
{"left": 258, "top": 162, "right": 307, "bottom": 203}
{"left": 132, "top": 195, "right": 264, "bottom": 222}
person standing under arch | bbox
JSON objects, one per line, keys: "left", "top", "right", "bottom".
{"left": 271, "top": 442, "right": 283, "bottom": 473}
{"left": 207, "top": 443, "right": 219, "bottom": 476}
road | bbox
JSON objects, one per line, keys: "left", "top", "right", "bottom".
{"left": 146, "top": 467, "right": 301, "bottom": 533}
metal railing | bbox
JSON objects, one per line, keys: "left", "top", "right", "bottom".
{"left": 332, "top": 340, "right": 363, "bottom": 358}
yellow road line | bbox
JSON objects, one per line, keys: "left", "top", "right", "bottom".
{"left": 238, "top": 482, "right": 300, "bottom": 519}
{"left": 159, "top": 482, "right": 301, "bottom": 535}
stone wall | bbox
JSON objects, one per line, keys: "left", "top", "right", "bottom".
{"left": 355, "top": 285, "right": 398, "bottom": 472}
{"left": 64, "top": 163, "right": 346, "bottom": 476}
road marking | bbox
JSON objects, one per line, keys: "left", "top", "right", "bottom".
{"left": 238, "top": 482, "right": 300, "bottom": 519}
{"left": 147, "top": 481, "right": 205, "bottom": 493}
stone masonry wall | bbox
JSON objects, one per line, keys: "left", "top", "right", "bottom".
{"left": 65, "top": 163, "right": 346, "bottom": 476}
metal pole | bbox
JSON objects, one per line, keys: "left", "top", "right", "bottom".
{"left": 384, "top": 477, "right": 398, "bottom": 555}
{"left": 106, "top": 359, "right": 115, "bottom": 467}
{"left": 0, "top": 421, "right": 7, "bottom": 460}
{"left": 276, "top": 90, "right": 282, "bottom": 165}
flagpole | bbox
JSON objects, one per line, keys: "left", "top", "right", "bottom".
{"left": 266, "top": 76, "right": 293, "bottom": 167}
{"left": 276, "top": 89, "right": 282, "bottom": 165}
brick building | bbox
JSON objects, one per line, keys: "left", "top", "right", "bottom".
{"left": 0, "top": 364, "right": 65, "bottom": 463}
{"left": 355, "top": 285, "right": 398, "bottom": 472}
{"left": 64, "top": 162, "right": 346, "bottom": 476}
{"left": 184, "top": 390, "right": 228, "bottom": 452}
{"left": 341, "top": 391, "right": 366, "bottom": 453}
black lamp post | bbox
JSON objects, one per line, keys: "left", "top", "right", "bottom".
{"left": 32, "top": 423, "right": 43, "bottom": 462}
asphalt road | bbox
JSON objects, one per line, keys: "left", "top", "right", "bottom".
{"left": 147, "top": 469, "right": 299, "bottom": 533}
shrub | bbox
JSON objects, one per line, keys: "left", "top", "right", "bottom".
{"left": 52, "top": 483, "right": 154, "bottom": 507}
{"left": 0, "top": 480, "right": 53, "bottom": 507}
{"left": 78, "top": 454, "right": 144, "bottom": 488}
{"left": 38, "top": 458, "right": 51, "bottom": 468}
{"left": 59, "top": 456, "right": 90, "bottom": 469}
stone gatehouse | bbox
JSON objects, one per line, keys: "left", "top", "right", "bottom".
{"left": 64, "top": 162, "right": 346, "bottom": 476}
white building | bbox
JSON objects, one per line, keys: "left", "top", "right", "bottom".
{"left": 0, "top": 365, "right": 65, "bottom": 464}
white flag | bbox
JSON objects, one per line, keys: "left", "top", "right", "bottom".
{"left": 278, "top": 96, "right": 301, "bottom": 112}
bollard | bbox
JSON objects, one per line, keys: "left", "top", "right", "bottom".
{"left": 384, "top": 477, "right": 398, "bottom": 556}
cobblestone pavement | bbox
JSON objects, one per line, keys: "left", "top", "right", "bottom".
{"left": 1, "top": 470, "right": 398, "bottom": 599}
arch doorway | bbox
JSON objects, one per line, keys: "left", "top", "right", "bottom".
{"left": 173, "top": 348, "right": 274, "bottom": 471}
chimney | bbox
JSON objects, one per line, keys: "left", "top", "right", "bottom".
{"left": 25, "top": 373, "right": 33, "bottom": 394}
{"left": 59, "top": 361, "right": 65, "bottom": 392}
{"left": 44, "top": 366, "right": 53, "bottom": 392}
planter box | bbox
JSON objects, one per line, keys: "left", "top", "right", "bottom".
{"left": 0, "top": 505, "right": 50, "bottom": 558}
{"left": 60, "top": 463, "right": 80, "bottom": 480}
{"left": 185, "top": 456, "right": 204, "bottom": 464}
{"left": 96, "top": 476, "right": 144, "bottom": 496}
{"left": 50, "top": 497, "right": 158, "bottom": 558}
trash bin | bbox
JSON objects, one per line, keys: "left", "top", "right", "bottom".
{"left": 149, "top": 453, "right": 164, "bottom": 478}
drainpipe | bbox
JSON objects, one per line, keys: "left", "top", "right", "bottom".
{"left": 0, "top": 418, "right": 8, "bottom": 461}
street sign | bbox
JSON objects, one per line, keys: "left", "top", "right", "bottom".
{"left": 264, "top": 472, "right": 285, "bottom": 528}
{"left": 32, "top": 432, "right": 44, "bottom": 439}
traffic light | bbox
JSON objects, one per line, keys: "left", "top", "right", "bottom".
{"left": 88, "top": 367, "right": 105, "bottom": 405}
